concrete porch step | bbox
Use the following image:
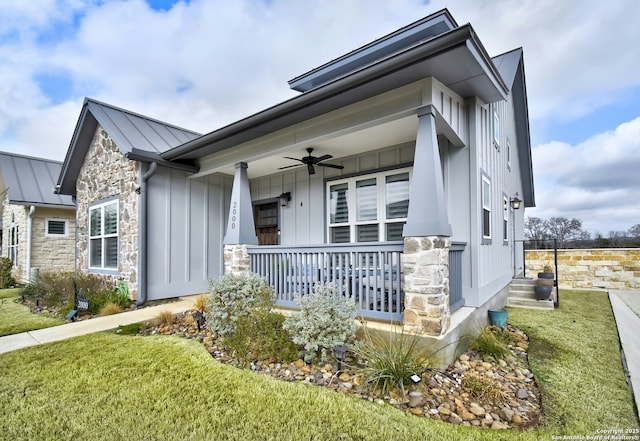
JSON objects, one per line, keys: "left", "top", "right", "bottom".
{"left": 506, "top": 278, "right": 554, "bottom": 310}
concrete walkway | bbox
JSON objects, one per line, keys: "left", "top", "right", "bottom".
{"left": 609, "top": 290, "right": 640, "bottom": 417}
{"left": 0, "top": 296, "right": 199, "bottom": 355}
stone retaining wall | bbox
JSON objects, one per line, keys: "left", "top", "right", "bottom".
{"left": 525, "top": 249, "right": 640, "bottom": 290}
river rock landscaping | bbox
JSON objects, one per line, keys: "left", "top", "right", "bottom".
{"left": 138, "top": 311, "right": 542, "bottom": 431}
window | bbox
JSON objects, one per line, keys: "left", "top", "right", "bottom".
{"left": 8, "top": 217, "right": 18, "bottom": 266}
{"left": 46, "top": 219, "right": 67, "bottom": 236}
{"left": 503, "top": 196, "right": 509, "bottom": 243}
{"left": 89, "top": 199, "right": 118, "bottom": 270}
{"left": 493, "top": 110, "right": 500, "bottom": 147}
{"left": 506, "top": 138, "right": 511, "bottom": 170}
{"left": 482, "top": 175, "right": 491, "bottom": 242}
{"left": 328, "top": 168, "right": 410, "bottom": 243}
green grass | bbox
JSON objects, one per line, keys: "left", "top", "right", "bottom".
{"left": 0, "top": 289, "right": 64, "bottom": 336}
{"left": 0, "top": 290, "right": 637, "bottom": 440}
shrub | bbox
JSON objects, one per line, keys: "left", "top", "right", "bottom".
{"left": 155, "top": 311, "right": 174, "bottom": 326}
{"left": 0, "top": 258, "right": 16, "bottom": 289}
{"left": 205, "top": 273, "right": 273, "bottom": 338}
{"left": 222, "top": 311, "right": 299, "bottom": 363}
{"left": 353, "top": 326, "right": 432, "bottom": 397}
{"left": 192, "top": 294, "right": 208, "bottom": 313}
{"left": 99, "top": 302, "right": 122, "bottom": 316}
{"left": 283, "top": 282, "right": 357, "bottom": 363}
{"left": 461, "top": 374, "right": 505, "bottom": 402}
{"left": 469, "top": 326, "right": 509, "bottom": 360}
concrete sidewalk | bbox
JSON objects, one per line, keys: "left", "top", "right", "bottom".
{"left": 0, "top": 296, "right": 198, "bottom": 355}
{"left": 609, "top": 290, "right": 640, "bottom": 417}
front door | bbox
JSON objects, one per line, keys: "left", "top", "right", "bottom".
{"left": 254, "top": 201, "right": 279, "bottom": 245}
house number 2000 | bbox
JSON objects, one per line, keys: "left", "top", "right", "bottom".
{"left": 231, "top": 201, "right": 237, "bottom": 229}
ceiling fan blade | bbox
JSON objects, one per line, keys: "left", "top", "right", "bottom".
{"left": 283, "top": 157, "right": 303, "bottom": 162}
{"left": 278, "top": 164, "right": 303, "bottom": 170}
{"left": 317, "top": 163, "right": 344, "bottom": 170}
{"left": 314, "top": 154, "right": 333, "bottom": 163}
{"left": 307, "top": 164, "right": 316, "bottom": 175}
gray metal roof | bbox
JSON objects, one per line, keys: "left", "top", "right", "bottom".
{"left": 289, "top": 9, "right": 458, "bottom": 92}
{"left": 85, "top": 99, "right": 202, "bottom": 155}
{"left": 492, "top": 48, "right": 523, "bottom": 91}
{"left": 56, "top": 98, "right": 202, "bottom": 196}
{"left": 0, "top": 152, "right": 74, "bottom": 207}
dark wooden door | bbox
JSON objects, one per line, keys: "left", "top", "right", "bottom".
{"left": 254, "top": 202, "right": 279, "bottom": 245}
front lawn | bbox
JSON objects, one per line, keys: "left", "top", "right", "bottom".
{"left": 0, "top": 290, "right": 637, "bottom": 440}
{"left": 0, "top": 289, "right": 64, "bottom": 337}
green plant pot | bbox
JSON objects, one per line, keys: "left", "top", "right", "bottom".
{"left": 488, "top": 309, "right": 508, "bottom": 327}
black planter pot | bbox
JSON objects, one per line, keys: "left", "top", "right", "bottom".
{"left": 538, "top": 272, "right": 554, "bottom": 279}
{"left": 534, "top": 285, "right": 553, "bottom": 300}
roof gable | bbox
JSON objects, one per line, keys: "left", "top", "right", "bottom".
{"left": 55, "top": 98, "right": 202, "bottom": 196}
{"left": 0, "top": 152, "right": 74, "bottom": 207}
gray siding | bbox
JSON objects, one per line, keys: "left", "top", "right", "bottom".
{"left": 146, "top": 167, "right": 231, "bottom": 299}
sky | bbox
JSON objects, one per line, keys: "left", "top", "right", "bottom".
{"left": 1, "top": 0, "right": 639, "bottom": 236}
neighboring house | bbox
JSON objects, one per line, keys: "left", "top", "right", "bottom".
{"left": 55, "top": 10, "right": 534, "bottom": 353}
{"left": 0, "top": 152, "right": 76, "bottom": 283}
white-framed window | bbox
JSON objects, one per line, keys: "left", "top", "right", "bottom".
{"left": 506, "top": 138, "right": 511, "bottom": 170}
{"left": 482, "top": 174, "right": 492, "bottom": 242}
{"left": 45, "top": 219, "right": 68, "bottom": 237}
{"left": 503, "top": 195, "right": 509, "bottom": 244}
{"left": 493, "top": 110, "right": 500, "bottom": 148}
{"left": 89, "top": 199, "right": 118, "bottom": 270}
{"left": 327, "top": 168, "right": 411, "bottom": 243}
{"left": 8, "top": 214, "right": 18, "bottom": 266}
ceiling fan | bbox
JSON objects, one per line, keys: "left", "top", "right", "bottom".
{"left": 278, "top": 147, "right": 344, "bottom": 175}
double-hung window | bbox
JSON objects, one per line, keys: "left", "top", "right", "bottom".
{"left": 89, "top": 199, "right": 118, "bottom": 270}
{"left": 503, "top": 196, "right": 509, "bottom": 243}
{"left": 328, "top": 168, "right": 410, "bottom": 243}
{"left": 8, "top": 217, "right": 18, "bottom": 266}
{"left": 482, "top": 175, "right": 492, "bottom": 242}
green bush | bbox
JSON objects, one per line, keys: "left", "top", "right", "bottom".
{"left": 21, "top": 271, "right": 114, "bottom": 316}
{"left": 469, "top": 326, "right": 509, "bottom": 360}
{"left": 283, "top": 282, "right": 357, "bottom": 363}
{"left": 0, "top": 258, "right": 16, "bottom": 289}
{"left": 205, "top": 273, "right": 274, "bottom": 338}
{"left": 222, "top": 311, "right": 299, "bottom": 363}
{"left": 353, "top": 326, "right": 432, "bottom": 397}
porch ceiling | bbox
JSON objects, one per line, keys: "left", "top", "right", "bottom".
{"left": 193, "top": 115, "right": 419, "bottom": 179}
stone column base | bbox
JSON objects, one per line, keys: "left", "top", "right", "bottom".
{"left": 402, "top": 236, "right": 451, "bottom": 336}
{"left": 224, "top": 244, "right": 250, "bottom": 275}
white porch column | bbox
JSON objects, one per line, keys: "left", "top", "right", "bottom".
{"left": 223, "top": 162, "right": 257, "bottom": 274}
{"left": 403, "top": 105, "right": 452, "bottom": 336}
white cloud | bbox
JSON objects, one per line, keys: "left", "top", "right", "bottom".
{"left": 528, "top": 117, "right": 640, "bottom": 234}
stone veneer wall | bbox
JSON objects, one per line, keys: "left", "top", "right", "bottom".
{"left": 525, "top": 249, "right": 640, "bottom": 290}
{"left": 402, "top": 236, "right": 451, "bottom": 336}
{"left": 76, "top": 125, "right": 139, "bottom": 298}
{"left": 29, "top": 207, "right": 75, "bottom": 276}
{"left": 223, "top": 245, "right": 250, "bottom": 274}
{"left": 1, "top": 199, "right": 28, "bottom": 283}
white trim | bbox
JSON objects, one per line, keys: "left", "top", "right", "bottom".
{"left": 45, "top": 218, "right": 68, "bottom": 237}
{"left": 503, "top": 195, "right": 509, "bottom": 244}
{"left": 493, "top": 109, "right": 500, "bottom": 148}
{"left": 327, "top": 167, "right": 411, "bottom": 243}
{"left": 481, "top": 174, "right": 492, "bottom": 241}
{"left": 88, "top": 199, "right": 119, "bottom": 271}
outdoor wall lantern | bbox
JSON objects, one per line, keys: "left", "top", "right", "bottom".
{"left": 510, "top": 193, "right": 522, "bottom": 210}
{"left": 333, "top": 344, "right": 348, "bottom": 371}
{"left": 279, "top": 192, "right": 292, "bottom": 207}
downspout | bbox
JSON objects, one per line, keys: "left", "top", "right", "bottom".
{"left": 25, "top": 205, "right": 35, "bottom": 283}
{"left": 136, "top": 161, "right": 158, "bottom": 306}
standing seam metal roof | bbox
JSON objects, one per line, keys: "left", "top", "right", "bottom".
{"left": 0, "top": 152, "right": 74, "bottom": 207}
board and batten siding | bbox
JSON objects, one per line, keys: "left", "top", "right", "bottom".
{"left": 146, "top": 167, "right": 232, "bottom": 300}
{"left": 469, "top": 94, "right": 525, "bottom": 307}
{"left": 249, "top": 143, "right": 415, "bottom": 245}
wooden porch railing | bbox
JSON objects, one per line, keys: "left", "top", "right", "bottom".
{"left": 248, "top": 241, "right": 466, "bottom": 322}
{"left": 248, "top": 243, "right": 404, "bottom": 322}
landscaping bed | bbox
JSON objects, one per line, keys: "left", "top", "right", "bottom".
{"left": 138, "top": 311, "right": 542, "bottom": 430}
